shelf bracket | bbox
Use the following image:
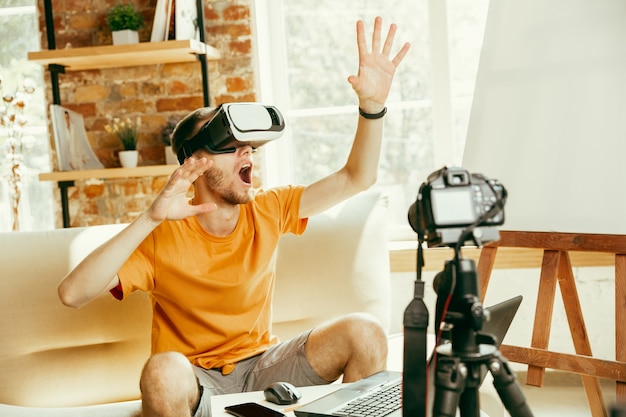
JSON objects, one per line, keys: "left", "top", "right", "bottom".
{"left": 196, "top": 0, "right": 210, "bottom": 107}
{"left": 48, "top": 64, "right": 66, "bottom": 105}
{"left": 197, "top": 54, "right": 210, "bottom": 107}
{"left": 58, "top": 180, "right": 75, "bottom": 228}
{"left": 43, "top": 0, "right": 56, "bottom": 50}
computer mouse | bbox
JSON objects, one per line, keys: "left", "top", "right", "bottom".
{"left": 263, "top": 381, "right": 302, "bottom": 405}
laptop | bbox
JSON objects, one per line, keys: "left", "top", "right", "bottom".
{"left": 294, "top": 295, "right": 523, "bottom": 417}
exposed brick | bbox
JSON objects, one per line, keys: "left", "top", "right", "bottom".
{"left": 55, "top": 31, "right": 94, "bottom": 48}
{"left": 223, "top": 5, "right": 249, "bottom": 21}
{"left": 156, "top": 96, "right": 205, "bottom": 112}
{"left": 228, "top": 39, "right": 251, "bottom": 55}
{"left": 74, "top": 84, "right": 109, "bottom": 102}
{"left": 102, "top": 98, "right": 149, "bottom": 114}
{"left": 142, "top": 82, "right": 166, "bottom": 96}
{"left": 62, "top": 102, "right": 97, "bottom": 117}
{"left": 67, "top": 13, "right": 99, "bottom": 30}
{"left": 167, "top": 80, "right": 189, "bottom": 95}
{"left": 81, "top": 199, "right": 100, "bottom": 215}
{"left": 139, "top": 145, "right": 166, "bottom": 164}
{"left": 139, "top": 114, "right": 168, "bottom": 133}
{"left": 64, "top": 0, "right": 97, "bottom": 13}
{"left": 204, "top": 7, "right": 220, "bottom": 21}
{"left": 225, "top": 76, "right": 252, "bottom": 93}
{"left": 214, "top": 92, "right": 256, "bottom": 104}
{"left": 109, "top": 82, "right": 139, "bottom": 99}
{"left": 209, "top": 23, "right": 251, "bottom": 38}
{"left": 162, "top": 62, "right": 200, "bottom": 78}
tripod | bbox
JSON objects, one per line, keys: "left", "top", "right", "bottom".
{"left": 431, "top": 250, "right": 533, "bottom": 417}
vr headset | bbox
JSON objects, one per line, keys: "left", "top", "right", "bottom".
{"left": 177, "top": 102, "right": 285, "bottom": 164}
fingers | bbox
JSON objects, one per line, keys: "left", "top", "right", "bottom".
{"left": 179, "top": 157, "right": 211, "bottom": 182}
{"left": 355, "top": 19, "right": 367, "bottom": 57}
{"left": 391, "top": 41, "right": 411, "bottom": 67}
{"left": 370, "top": 16, "right": 382, "bottom": 54}
{"left": 162, "top": 157, "right": 210, "bottom": 194}
{"left": 357, "top": 16, "right": 410, "bottom": 65}
{"left": 381, "top": 22, "right": 397, "bottom": 57}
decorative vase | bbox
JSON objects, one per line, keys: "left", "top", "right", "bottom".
{"left": 119, "top": 150, "right": 139, "bottom": 168}
{"left": 164, "top": 146, "right": 178, "bottom": 165}
{"left": 112, "top": 30, "right": 139, "bottom": 45}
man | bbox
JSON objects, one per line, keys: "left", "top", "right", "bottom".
{"left": 58, "top": 16, "right": 410, "bottom": 417}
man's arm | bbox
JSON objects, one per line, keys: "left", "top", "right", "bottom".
{"left": 299, "top": 17, "right": 410, "bottom": 218}
{"left": 58, "top": 157, "right": 216, "bottom": 308}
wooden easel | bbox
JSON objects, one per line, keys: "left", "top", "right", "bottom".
{"left": 477, "top": 231, "right": 626, "bottom": 417}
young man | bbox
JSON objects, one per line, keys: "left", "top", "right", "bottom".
{"left": 58, "top": 16, "right": 410, "bottom": 417}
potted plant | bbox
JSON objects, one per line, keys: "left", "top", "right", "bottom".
{"left": 105, "top": 116, "right": 141, "bottom": 167}
{"left": 161, "top": 117, "right": 179, "bottom": 165}
{"left": 105, "top": 2, "right": 144, "bottom": 45}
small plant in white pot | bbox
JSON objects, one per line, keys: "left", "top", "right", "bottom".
{"left": 105, "top": 116, "right": 141, "bottom": 168}
{"left": 161, "top": 117, "right": 179, "bottom": 165}
{"left": 106, "top": 2, "right": 144, "bottom": 45}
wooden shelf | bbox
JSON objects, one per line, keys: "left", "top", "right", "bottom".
{"left": 27, "top": 40, "right": 220, "bottom": 71}
{"left": 39, "top": 165, "right": 177, "bottom": 182}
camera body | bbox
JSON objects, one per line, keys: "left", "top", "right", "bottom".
{"left": 408, "top": 166, "right": 505, "bottom": 247}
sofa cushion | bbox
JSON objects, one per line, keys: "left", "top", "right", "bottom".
{"left": 272, "top": 190, "right": 391, "bottom": 339}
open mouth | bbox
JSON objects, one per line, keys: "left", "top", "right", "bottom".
{"left": 239, "top": 164, "right": 252, "bottom": 185}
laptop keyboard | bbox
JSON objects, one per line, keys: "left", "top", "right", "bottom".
{"left": 332, "top": 379, "right": 401, "bottom": 417}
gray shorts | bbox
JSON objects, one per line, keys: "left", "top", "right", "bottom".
{"left": 192, "top": 330, "right": 329, "bottom": 417}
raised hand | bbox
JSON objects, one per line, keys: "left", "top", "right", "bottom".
{"left": 147, "top": 157, "right": 217, "bottom": 222}
{"left": 348, "top": 16, "right": 411, "bottom": 113}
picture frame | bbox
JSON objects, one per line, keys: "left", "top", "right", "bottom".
{"left": 150, "top": 0, "right": 174, "bottom": 42}
{"left": 175, "top": 0, "right": 199, "bottom": 41}
{"left": 50, "top": 105, "right": 104, "bottom": 171}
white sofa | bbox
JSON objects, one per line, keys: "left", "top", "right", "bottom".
{"left": 0, "top": 191, "right": 393, "bottom": 417}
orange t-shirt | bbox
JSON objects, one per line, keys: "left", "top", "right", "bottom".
{"left": 116, "top": 186, "right": 307, "bottom": 372}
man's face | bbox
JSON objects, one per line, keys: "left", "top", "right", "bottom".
{"left": 198, "top": 145, "right": 255, "bottom": 205}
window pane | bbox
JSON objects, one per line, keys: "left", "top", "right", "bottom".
{"left": 289, "top": 113, "right": 354, "bottom": 182}
{"left": 0, "top": 3, "right": 53, "bottom": 231}
{"left": 259, "top": 0, "right": 489, "bottom": 240}
{"left": 283, "top": 0, "right": 431, "bottom": 109}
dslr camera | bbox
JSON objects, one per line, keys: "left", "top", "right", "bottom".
{"left": 408, "top": 166, "right": 506, "bottom": 247}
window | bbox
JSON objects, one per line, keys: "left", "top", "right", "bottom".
{"left": 253, "top": 0, "right": 489, "bottom": 240}
{"left": 0, "top": 1, "right": 53, "bottom": 231}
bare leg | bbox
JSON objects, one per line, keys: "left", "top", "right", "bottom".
{"left": 305, "top": 312, "right": 388, "bottom": 383}
{"left": 140, "top": 351, "right": 201, "bottom": 417}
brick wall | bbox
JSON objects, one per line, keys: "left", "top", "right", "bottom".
{"left": 38, "top": 0, "right": 259, "bottom": 227}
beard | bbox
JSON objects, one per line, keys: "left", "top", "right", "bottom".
{"left": 202, "top": 166, "right": 253, "bottom": 205}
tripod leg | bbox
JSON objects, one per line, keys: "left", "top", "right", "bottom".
{"left": 433, "top": 356, "right": 467, "bottom": 417}
{"left": 458, "top": 362, "right": 484, "bottom": 417}
{"left": 489, "top": 352, "right": 534, "bottom": 417}
{"left": 458, "top": 388, "right": 482, "bottom": 417}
